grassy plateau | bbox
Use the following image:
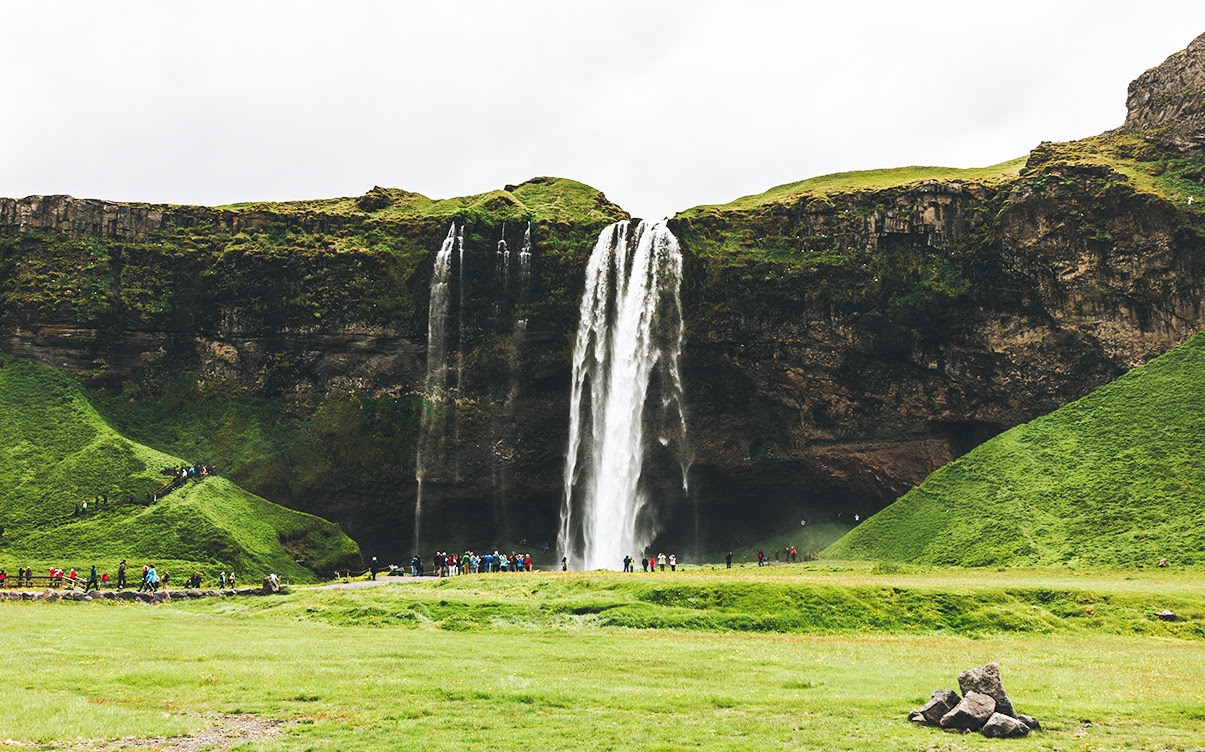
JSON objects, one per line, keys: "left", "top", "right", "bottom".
{"left": 0, "top": 564, "right": 1202, "bottom": 751}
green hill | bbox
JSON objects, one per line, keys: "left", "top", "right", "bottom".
{"left": 822, "top": 331, "right": 1205, "bottom": 566}
{"left": 0, "top": 358, "right": 360, "bottom": 580}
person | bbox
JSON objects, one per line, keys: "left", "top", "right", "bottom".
{"left": 726, "top": 551, "right": 733, "bottom": 568}
{"left": 790, "top": 545, "right": 798, "bottom": 563}
{"left": 560, "top": 556, "right": 567, "bottom": 571}
{"left": 669, "top": 554, "right": 677, "bottom": 572}
{"left": 146, "top": 564, "right": 158, "bottom": 591}
{"left": 116, "top": 559, "right": 127, "bottom": 590}
{"left": 139, "top": 565, "right": 150, "bottom": 591}
{"left": 100, "top": 571, "right": 109, "bottom": 588}
{"left": 0, "top": 570, "right": 6, "bottom": 588}
{"left": 85, "top": 565, "right": 99, "bottom": 592}
{"left": 219, "top": 572, "right": 227, "bottom": 588}
{"left": 229, "top": 572, "right": 235, "bottom": 588}
{"left": 757, "top": 549, "right": 765, "bottom": 567}
{"left": 369, "top": 556, "right": 378, "bottom": 581}
{"left": 641, "top": 556, "right": 649, "bottom": 573}
{"left": 623, "top": 554, "right": 632, "bottom": 573}
{"left": 657, "top": 552, "right": 667, "bottom": 572}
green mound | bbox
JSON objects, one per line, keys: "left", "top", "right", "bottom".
{"left": 219, "top": 176, "right": 627, "bottom": 226}
{"left": 0, "top": 359, "right": 360, "bottom": 579}
{"left": 679, "top": 158, "right": 1027, "bottom": 216}
{"left": 822, "top": 331, "right": 1205, "bottom": 566}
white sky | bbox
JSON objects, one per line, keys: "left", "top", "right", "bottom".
{"left": 3, "top": 1, "right": 1205, "bottom": 219}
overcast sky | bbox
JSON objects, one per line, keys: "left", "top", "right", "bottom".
{"left": 4, "top": 2, "right": 1205, "bottom": 219}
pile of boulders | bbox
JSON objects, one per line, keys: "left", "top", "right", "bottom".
{"left": 909, "top": 662, "right": 1040, "bottom": 738}
{"left": 0, "top": 586, "right": 284, "bottom": 603}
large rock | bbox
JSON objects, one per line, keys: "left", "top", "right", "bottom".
{"left": 939, "top": 691, "right": 996, "bottom": 731}
{"left": 917, "top": 689, "right": 960, "bottom": 725}
{"left": 981, "top": 712, "right": 1030, "bottom": 738}
{"left": 958, "top": 662, "right": 1016, "bottom": 718}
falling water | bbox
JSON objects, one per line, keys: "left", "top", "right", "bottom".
{"left": 559, "top": 220, "right": 688, "bottom": 570}
{"left": 518, "top": 222, "right": 532, "bottom": 305}
{"left": 414, "top": 222, "right": 458, "bottom": 552}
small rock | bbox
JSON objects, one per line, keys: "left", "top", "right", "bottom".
{"left": 908, "top": 709, "right": 926, "bottom": 723}
{"left": 958, "top": 662, "right": 1016, "bottom": 718}
{"left": 918, "top": 689, "right": 961, "bottom": 725}
{"left": 940, "top": 691, "right": 996, "bottom": 730}
{"left": 1016, "top": 713, "right": 1041, "bottom": 731}
{"left": 1155, "top": 609, "right": 1177, "bottom": 621}
{"left": 981, "top": 712, "right": 1030, "bottom": 738}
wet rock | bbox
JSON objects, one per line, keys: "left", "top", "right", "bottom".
{"left": 981, "top": 712, "right": 1030, "bottom": 738}
{"left": 940, "top": 691, "right": 996, "bottom": 730}
{"left": 958, "top": 662, "right": 1016, "bottom": 718}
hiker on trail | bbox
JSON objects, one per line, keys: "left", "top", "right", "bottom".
{"left": 146, "top": 565, "right": 159, "bottom": 592}
{"left": 139, "top": 565, "right": 150, "bottom": 591}
{"left": 100, "top": 572, "right": 109, "bottom": 588}
{"left": 85, "top": 565, "right": 99, "bottom": 592}
{"left": 669, "top": 554, "right": 677, "bottom": 572}
{"left": 726, "top": 551, "right": 733, "bottom": 568}
{"left": 757, "top": 550, "right": 765, "bottom": 567}
{"left": 116, "top": 560, "right": 127, "bottom": 590}
{"left": 369, "top": 556, "right": 378, "bottom": 580}
{"left": 657, "top": 553, "right": 667, "bottom": 571}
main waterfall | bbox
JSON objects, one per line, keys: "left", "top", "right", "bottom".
{"left": 559, "top": 220, "right": 688, "bottom": 570}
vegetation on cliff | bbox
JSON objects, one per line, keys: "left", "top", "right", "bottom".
{"left": 0, "top": 358, "right": 360, "bottom": 579}
{"left": 822, "top": 331, "right": 1205, "bottom": 566}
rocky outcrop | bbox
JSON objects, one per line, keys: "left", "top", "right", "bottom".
{"left": 1117, "top": 31, "right": 1205, "bottom": 152}
{"left": 913, "top": 664, "right": 1035, "bottom": 738}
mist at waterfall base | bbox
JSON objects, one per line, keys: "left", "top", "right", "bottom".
{"left": 559, "top": 220, "right": 691, "bottom": 571}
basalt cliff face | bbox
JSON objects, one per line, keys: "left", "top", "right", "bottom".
{"left": 4, "top": 35, "right": 1205, "bottom": 560}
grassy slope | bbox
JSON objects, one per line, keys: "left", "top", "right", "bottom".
{"left": 823, "top": 331, "right": 1205, "bottom": 566}
{"left": 0, "top": 359, "right": 359, "bottom": 579}
{"left": 219, "top": 175, "right": 628, "bottom": 225}
{"left": 681, "top": 158, "right": 1028, "bottom": 215}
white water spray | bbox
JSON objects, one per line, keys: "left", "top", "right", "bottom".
{"left": 558, "top": 220, "right": 688, "bottom": 570}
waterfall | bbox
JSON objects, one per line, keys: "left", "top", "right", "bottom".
{"left": 558, "top": 219, "right": 688, "bottom": 570}
{"left": 518, "top": 222, "right": 532, "bottom": 306}
{"left": 414, "top": 222, "right": 459, "bottom": 552}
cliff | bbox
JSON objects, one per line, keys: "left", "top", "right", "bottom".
{"left": 3, "top": 34, "right": 1205, "bottom": 559}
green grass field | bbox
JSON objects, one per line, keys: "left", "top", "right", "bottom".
{"left": 1, "top": 565, "right": 1202, "bottom": 751}
{"left": 0, "top": 358, "right": 360, "bottom": 580}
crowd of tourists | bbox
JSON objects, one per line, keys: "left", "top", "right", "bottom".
{"left": 407, "top": 551, "right": 537, "bottom": 577}
{"left": 0, "top": 559, "right": 237, "bottom": 591}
